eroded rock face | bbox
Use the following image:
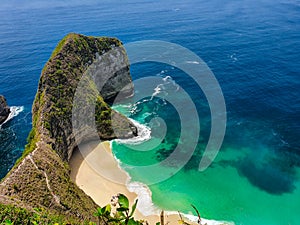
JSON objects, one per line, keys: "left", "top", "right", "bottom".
{"left": 34, "top": 33, "right": 137, "bottom": 161}
{"left": 0, "top": 95, "right": 10, "bottom": 125}
{"left": 0, "top": 33, "right": 137, "bottom": 223}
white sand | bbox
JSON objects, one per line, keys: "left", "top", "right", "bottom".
{"left": 70, "top": 141, "right": 232, "bottom": 225}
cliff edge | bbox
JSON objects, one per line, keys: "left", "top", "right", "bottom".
{"left": 0, "top": 95, "right": 10, "bottom": 125}
{"left": 0, "top": 33, "right": 137, "bottom": 223}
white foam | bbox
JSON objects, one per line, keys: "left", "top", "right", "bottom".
{"left": 125, "top": 181, "right": 234, "bottom": 224}
{"left": 151, "top": 76, "right": 180, "bottom": 101}
{"left": 163, "top": 75, "right": 180, "bottom": 92}
{"left": 127, "top": 181, "right": 160, "bottom": 216}
{"left": 0, "top": 106, "right": 24, "bottom": 128}
{"left": 185, "top": 60, "right": 200, "bottom": 64}
{"left": 162, "top": 75, "right": 172, "bottom": 81}
{"left": 183, "top": 213, "right": 235, "bottom": 225}
{"left": 111, "top": 130, "right": 234, "bottom": 225}
{"left": 112, "top": 88, "right": 233, "bottom": 225}
{"left": 152, "top": 84, "right": 163, "bottom": 97}
{"left": 157, "top": 70, "right": 168, "bottom": 76}
{"left": 230, "top": 54, "right": 238, "bottom": 62}
{"left": 130, "top": 99, "right": 152, "bottom": 114}
{"left": 116, "top": 119, "right": 151, "bottom": 145}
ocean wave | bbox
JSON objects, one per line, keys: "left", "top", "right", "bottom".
{"left": 156, "top": 69, "right": 168, "bottom": 76}
{"left": 126, "top": 181, "right": 160, "bottom": 216}
{"left": 115, "top": 119, "right": 151, "bottom": 145}
{"left": 109, "top": 144, "right": 161, "bottom": 215}
{"left": 183, "top": 213, "right": 235, "bottom": 225}
{"left": 112, "top": 126, "right": 234, "bottom": 225}
{"left": 229, "top": 53, "right": 238, "bottom": 62}
{"left": 130, "top": 99, "right": 151, "bottom": 115}
{"left": 126, "top": 180, "right": 234, "bottom": 225}
{"left": 152, "top": 84, "right": 164, "bottom": 97}
{"left": 0, "top": 106, "right": 24, "bottom": 128}
{"left": 151, "top": 75, "right": 180, "bottom": 100}
{"left": 185, "top": 60, "right": 200, "bottom": 64}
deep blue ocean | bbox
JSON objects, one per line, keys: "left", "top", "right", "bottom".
{"left": 0, "top": 1, "right": 299, "bottom": 224}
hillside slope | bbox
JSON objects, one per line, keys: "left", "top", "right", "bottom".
{"left": 0, "top": 33, "right": 137, "bottom": 224}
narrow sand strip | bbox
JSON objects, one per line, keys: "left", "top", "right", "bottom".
{"left": 70, "top": 141, "right": 231, "bottom": 225}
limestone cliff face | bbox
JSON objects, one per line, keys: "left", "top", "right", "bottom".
{"left": 0, "top": 33, "right": 137, "bottom": 223}
{"left": 35, "top": 33, "right": 137, "bottom": 161}
{"left": 0, "top": 95, "right": 10, "bottom": 125}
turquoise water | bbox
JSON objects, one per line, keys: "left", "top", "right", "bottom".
{"left": 0, "top": 1, "right": 299, "bottom": 224}
{"left": 111, "top": 64, "right": 300, "bottom": 225}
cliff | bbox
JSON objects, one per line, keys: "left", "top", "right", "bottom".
{"left": 0, "top": 95, "right": 10, "bottom": 125}
{"left": 0, "top": 33, "right": 137, "bottom": 223}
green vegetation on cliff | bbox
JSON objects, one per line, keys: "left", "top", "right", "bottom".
{"left": 0, "top": 33, "right": 137, "bottom": 224}
{"left": 0, "top": 204, "right": 86, "bottom": 225}
{"left": 32, "top": 33, "right": 136, "bottom": 161}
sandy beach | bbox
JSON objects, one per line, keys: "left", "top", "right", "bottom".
{"left": 70, "top": 141, "right": 231, "bottom": 225}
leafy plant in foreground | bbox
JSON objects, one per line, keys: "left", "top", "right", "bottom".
{"left": 94, "top": 193, "right": 143, "bottom": 225}
{"left": 177, "top": 204, "right": 207, "bottom": 225}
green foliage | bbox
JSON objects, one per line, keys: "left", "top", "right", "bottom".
{"left": 44, "top": 121, "right": 51, "bottom": 130}
{"left": 50, "top": 34, "right": 71, "bottom": 59}
{"left": 94, "top": 194, "right": 143, "bottom": 225}
{"left": 1, "top": 33, "right": 135, "bottom": 223}
{"left": 0, "top": 204, "right": 71, "bottom": 225}
{"left": 24, "top": 114, "right": 38, "bottom": 150}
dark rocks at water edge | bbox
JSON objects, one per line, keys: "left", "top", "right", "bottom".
{"left": 0, "top": 95, "right": 10, "bottom": 125}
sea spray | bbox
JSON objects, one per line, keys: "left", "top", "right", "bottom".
{"left": 0, "top": 106, "right": 24, "bottom": 128}
{"left": 127, "top": 181, "right": 159, "bottom": 216}
{"left": 126, "top": 180, "right": 234, "bottom": 225}
{"left": 115, "top": 119, "right": 151, "bottom": 144}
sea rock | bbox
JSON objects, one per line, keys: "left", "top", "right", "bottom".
{"left": 0, "top": 33, "right": 137, "bottom": 223}
{"left": 0, "top": 95, "right": 10, "bottom": 125}
{"left": 34, "top": 33, "right": 137, "bottom": 161}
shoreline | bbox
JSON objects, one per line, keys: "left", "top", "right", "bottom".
{"left": 0, "top": 106, "right": 24, "bottom": 127}
{"left": 70, "top": 141, "right": 232, "bottom": 225}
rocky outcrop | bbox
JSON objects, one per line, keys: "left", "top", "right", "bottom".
{"left": 0, "top": 33, "right": 137, "bottom": 223}
{"left": 35, "top": 33, "right": 137, "bottom": 161}
{"left": 0, "top": 95, "right": 10, "bottom": 125}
